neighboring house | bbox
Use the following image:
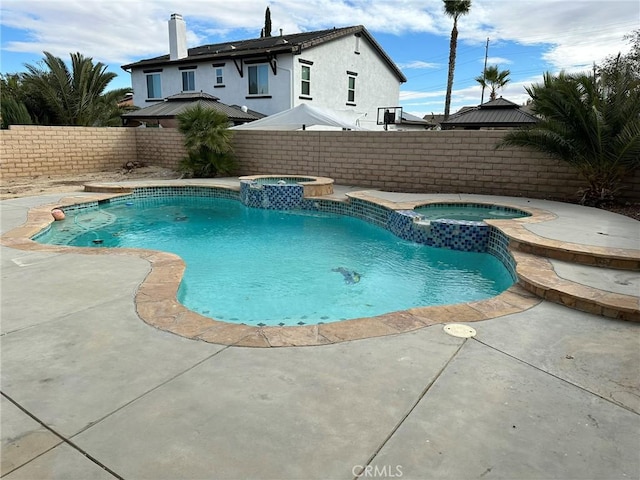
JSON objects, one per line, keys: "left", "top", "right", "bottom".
{"left": 422, "top": 113, "right": 446, "bottom": 130}
{"left": 117, "top": 92, "right": 135, "bottom": 108}
{"left": 440, "top": 97, "right": 539, "bottom": 130}
{"left": 121, "top": 92, "right": 264, "bottom": 127}
{"left": 397, "top": 111, "right": 431, "bottom": 130}
{"left": 121, "top": 14, "right": 406, "bottom": 130}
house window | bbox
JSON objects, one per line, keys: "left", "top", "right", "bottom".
{"left": 146, "top": 73, "right": 162, "bottom": 99}
{"left": 301, "top": 66, "right": 311, "bottom": 96}
{"left": 248, "top": 64, "right": 269, "bottom": 95}
{"left": 347, "top": 75, "right": 356, "bottom": 103}
{"left": 182, "top": 70, "right": 196, "bottom": 91}
{"left": 215, "top": 67, "right": 224, "bottom": 85}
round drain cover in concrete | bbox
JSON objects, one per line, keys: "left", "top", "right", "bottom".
{"left": 444, "top": 324, "right": 476, "bottom": 338}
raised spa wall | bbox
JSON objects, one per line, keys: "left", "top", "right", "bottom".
{"left": 239, "top": 175, "right": 334, "bottom": 209}
{"left": 389, "top": 210, "right": 492, "bottom": 252}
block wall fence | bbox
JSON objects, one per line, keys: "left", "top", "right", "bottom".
{"left": 2, "top": 125, "right": 639, "bottom": 202}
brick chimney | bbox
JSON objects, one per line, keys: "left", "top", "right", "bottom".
{"left": 168, "top": 13, "right": 187, "bottom": 60}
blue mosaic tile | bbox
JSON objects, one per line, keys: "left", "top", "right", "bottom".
{"left": 388, "top": 211, "right": 416, "bottom": 241}
{"left": 487, "top": 226, "right": 517, "bottom": 281}
{"left": 387, "top": 210, "right": 491, "bottom": 253}
{"left": 240, "top": 181, "right": 304, "bottom": 210}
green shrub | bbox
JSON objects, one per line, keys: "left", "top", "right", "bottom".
{"left": 176, "top": 104, "right": 236, "bottom": 178}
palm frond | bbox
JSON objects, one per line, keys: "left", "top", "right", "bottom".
{"left": 176, "top": 104, "right": 236, "bottom": 178}
{"left": 497, "top": 65, "right": 639, "bottom": 204}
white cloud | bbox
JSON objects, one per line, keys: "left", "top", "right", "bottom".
{"left": 399, "top": 89, "right": 446, "bottom": 101}
{"left": 398, "top": 60, "right": 440, "bottom": 70}
{"left": 484, "top": 57, "right": 512, "bottom": 66}
{"left": 2, "top": 0, "right": 636, "bottom": 108}
{"left": 461, "top": 0, "right": 638, "bottom": 71}
{"left": 2, "top": 0, "right": 636, "bottom": 71}
{"left": 2, "top": 1, "right": 171, "bottom": 64}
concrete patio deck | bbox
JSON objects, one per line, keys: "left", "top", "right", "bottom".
{"left": 1, "top": 182, "right": 639, "bottom": 479}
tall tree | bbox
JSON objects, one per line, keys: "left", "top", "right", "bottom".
{"left": 443, "top": 0, "right": 472, "bottom": 120}
{"left": 475, "top": 65, "right": 511, "bottom": 101}
{"left": 598, "top": 29, "right": 639, "bottom": 80}
{"left": 497, "top": 62, "right": 640, "bottom": 205}
{"left": 264, "top": 6, "right": 272, "bottom": 37}
{"left": 1, "top": 97, "right": 33, "bottom": 128}
{"left": 21, "top": 51, "right": 126, "bottom": 126}
{"left": 1, "top": 73, "right": 45, "bottom": 125}
{"left": 1, "top": 73, "right": 25, "bottom": 101}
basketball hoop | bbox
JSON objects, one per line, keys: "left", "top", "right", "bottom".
{"left": 377, "top": 107, "right": 402, "bottom": 130}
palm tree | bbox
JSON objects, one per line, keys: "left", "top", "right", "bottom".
{"left": 92, "top": 89, "right": 138, "bottom": 127}
{"left": 0, "top": 74, "right": 33, "bottom": 128}
{"left": 22, "top": 52, "right": 124, "bottom": 126}
{"left": 443, "top": 0, "right": 472, "bottom": 120}
{"left": 497, "top": 61, "right": 640, "bottom": 205}
{"left": 1, "top": 97, "right": 32, "bottom": 128}
{"left": 475, "top": 65, "right": 511, "bottom": 102}
{"left": 176, "top": 103, "right": 236, "bottom": 178}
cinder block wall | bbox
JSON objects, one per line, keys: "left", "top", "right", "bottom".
{"left": 232, "top": 130, "right": 640, "bottom": 202}
{"left": 2, "top": 126, "right": 638, "bottom": 202}
{"left": 135, "top": 128, "right": 186, "bottom": 169}
{"left": 0, "top": 125, "right": 138, "bottom": 178}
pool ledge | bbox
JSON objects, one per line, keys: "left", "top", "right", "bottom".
{"left": 136, "top": 253, "right": 543, "bottom": 347}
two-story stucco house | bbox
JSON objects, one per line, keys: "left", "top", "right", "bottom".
{"left": 121, "top": 14, "right": 406, "bottom": 130}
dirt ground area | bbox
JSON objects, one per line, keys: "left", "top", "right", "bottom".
{"left": 1, "top": 166, "right": 638, "bottom": 221}
{"left": 599, "top": 201, "right": 640, "bottom": 221}
{"left": 0, "top": 166, "right": 182, "bottom": 200}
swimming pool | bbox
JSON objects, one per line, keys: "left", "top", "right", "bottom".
{"left": 36, "top": 195, "right": 514, "bottom": 326}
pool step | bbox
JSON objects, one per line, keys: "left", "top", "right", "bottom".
{"left": 55, "top": 210, "right": 118, "bottom": 243}
{"left": 497, "top": 223, "right": 640, "bottom": 271}
{"left": 513, "top": 251, "right": 639, "bottom": 322}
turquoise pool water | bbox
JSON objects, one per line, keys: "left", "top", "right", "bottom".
{"left": 252, "top": 177, "right": 313, "bottom": 185}
{"left": 415, "top": 204, "right": 529, "bottom": 221}
{"left": 37, "top": 196, "right": 514, "bottom": 326}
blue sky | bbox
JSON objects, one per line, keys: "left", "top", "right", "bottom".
{"left": 1, "top": 0, "right": 637, "bottom": 117}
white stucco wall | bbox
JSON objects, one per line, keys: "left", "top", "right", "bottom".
{"left": 289, "top": 33, "right": 401, "bottom": 129}
{"left": 128, "top": 31, "right": 402, "bottom": 128}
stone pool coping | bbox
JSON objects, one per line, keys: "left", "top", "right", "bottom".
{"left": 2, "top": 187, "right": 638, "bottom": 347}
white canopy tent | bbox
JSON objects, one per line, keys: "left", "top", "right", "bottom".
{"left": 230, "top": 104, "right": 369, "bottom": 131}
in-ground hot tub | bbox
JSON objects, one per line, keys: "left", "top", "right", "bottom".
{"left": 239, "top": 175, "right": 333, "bottom": 197}
{"left": 239, "top": 175, "right": 334, "bottom": 210}
{"left": 414, "top": 202, "right": 531, "bottom": 221}
{"left": 389, "top": 203, "right": 531, "bottom": 253}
